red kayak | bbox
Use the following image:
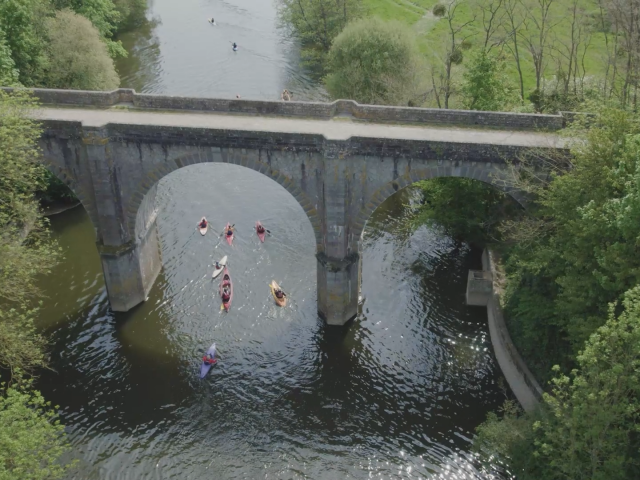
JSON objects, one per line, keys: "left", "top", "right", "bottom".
{"left": 256, "top": 221, "right": 266, "bottom": 243}
{"left": 219, "top": 266, "right": 232, "bottom": 312}
{"left": 224, "top": 222, "right": 234, "bottom": 245}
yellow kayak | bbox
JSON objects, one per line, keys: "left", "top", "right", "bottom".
{"left": 269, "top": 280, "right": 287, "bottom": 307}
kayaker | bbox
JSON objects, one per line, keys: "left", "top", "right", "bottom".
{"left": 203, "top": 353, "right": 216, "bottom": 365}
{"left": 232, "top": 42, "right": 238, "bottom": 51}
{"left": 222, "top": 287, "right": 231, "bottom": 302}
{"left": 281, "top": 89, "right": 291, "bottom": 101}
{"left": 226, "top": 226, "right": 234, "bottom": 237}
{"left": 257, "top": 224, "right": 265, "bottom": 234}
{"left": 199, "top": 218, "right": 207, "bottom": 229}
{"left": 214, "top": 261, "right": 222, "bottom": 270}
{"left": 274, "top": 288, "right": 286, "bottom": 299}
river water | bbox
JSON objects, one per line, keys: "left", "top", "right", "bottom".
{"left": 35, "top": 0, "right": 512, "bottom": 478}
{"left": 115, "top": 0, "right": 326, "bottom": 100}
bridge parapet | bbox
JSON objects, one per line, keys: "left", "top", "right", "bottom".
{"left": 3, "top": 87, "right": 569, "bottom": 131}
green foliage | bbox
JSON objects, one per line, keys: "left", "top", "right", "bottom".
{"left": 0, "top": 0, "right": 51, "bottom": 86}
{"left": 325, "top": 18, "right": 425, "bottom": 105}
{"left": 409, "top": 178, "right": 520, "bottom": 246}
{"left": 473, "top": 400, "right": 539, "bottom": 475}
{"left": 44, "top": 9, "right": 120, "bottom": 91}
{"left": 279, "top": 0, "right": 362, "bottom": 52}
{"left": 461, "top": 51, "right": 517, "bottom": 111}
{"left": 0, "top": 308, "right": 47, "bottom": 376}
{"left": 502, "top": 108, "right": 640, "bottom": 381}
{"left": 476, "top": 285, "right": 640, "bottom": 479}
{"left": 0, "top": 90, "right": 59, "bottom": 368}
{"left": 0, "top": 382, "right": 73, "bottom": 480}
{"left": 52, "top": 0, "right": 127, "bottom": 58}
{"left": 0, "top": 28, "right": 20, "bottom": 86}
{"left": 39, "top": 170, "right": 78, "bottom": 205}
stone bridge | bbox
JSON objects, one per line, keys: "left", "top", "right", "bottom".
{"left": 18, "top": 88, "right": 569, "bottom": 325}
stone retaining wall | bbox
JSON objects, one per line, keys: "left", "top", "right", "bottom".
{"left": 3, "top": 87, "right": 569, "bottom": 131}
{"left": 483, "top": 249, "right": 543, "bottom": 412}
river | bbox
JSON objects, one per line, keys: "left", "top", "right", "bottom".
{"left": 35, "top": 0, "right": 513, "bottom": 478}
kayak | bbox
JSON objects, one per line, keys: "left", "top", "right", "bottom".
{"left": 200, "top": 342, "right": 217, "bottom": 378}
{"left": 256, "top": 221, "right": 266, "bottom": 243}
{"left": 219, "top": 266, "right": 233, "bottom": 311}
{"left": 224, "top": 222, "right": 234, "bottom": 245}
{"left": 199, "top": 216, "right": 208, "bottom": 236}
{"left": 212, "top": 255, "right": 228, "bottom": 279}
{"left": 269, "top": 280, "right": 287, "bottom": 307}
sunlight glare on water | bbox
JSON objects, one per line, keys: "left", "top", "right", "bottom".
{"left": 37, "top": 164, "right": 512, "bottom": 479}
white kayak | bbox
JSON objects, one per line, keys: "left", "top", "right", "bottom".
{"left": 199, "top": 216, "right": 208, "bottom": 236}
{"left": 212, "top": 255, "right": 228, "bottom": 278}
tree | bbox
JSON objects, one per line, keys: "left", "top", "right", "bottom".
{"left": 325, "top": 18, "right": 425, "bottom": 105}
{"left": 519, "top": 0, "right": 559, "bottom": 107}
{"left": 0, "top": 89, "right": 70, "bottom": 478}
{"left": 430, "top": 0, "right": 477, "bottom": 109}
{"left": 475, "top": 285, "right": 640, "bottom": 479}
{"left": 44, "top": 9, "right": 119, "bottom": 91}
{"left": 0, "top": 383, "right": 73, "bottom": 480}
{"left": 52, "top": 0, "right": 127, "bottom": 58}
{"left": 0, "top": 0, "right": 51, "bottom": 86}
{"left": 0, "top": 28, "right": 19, "bottom": 86}
{"left": 278, "top": 0, "right": 362, "bottom": 71}
{"left": 461, "top": 50, "right": 516, "bottom": 110}
{"left": 0, "top": 90, "right": 59, "bottom": 307}
{"left": 410, "top": 178, "right": 519, "bottom": 245}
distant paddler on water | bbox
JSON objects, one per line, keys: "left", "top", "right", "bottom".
{"left": 208, "top": 17, "right": 216, "bottom": 25}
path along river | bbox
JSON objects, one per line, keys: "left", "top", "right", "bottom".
{"left": 34, "top": 0, "right": 514, "bottom": 478}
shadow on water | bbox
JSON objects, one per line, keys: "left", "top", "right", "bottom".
{"left": 36, "top": 165, "right": 512, "bottom": 479}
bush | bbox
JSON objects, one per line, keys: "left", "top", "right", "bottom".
{"left": 432, "top": 4, "right": 446, "bottom": 16}
{"left": 0, "top": 383, "right": 73, "bottom": 480}
{"left": 325, "top": 18, "right": 425, "bottom": 105}
{"left": 44, "top": 9, "right": 119, "bottom": 90}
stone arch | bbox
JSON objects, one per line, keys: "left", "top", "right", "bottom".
{"left": 351, "top": 164, "right": 526, "bottom": 240}
{"left": 126, "top": 150, "right": 323, "bottom": 248}
{"left": 41, "top": 160, "right": 101, "bottom": 234}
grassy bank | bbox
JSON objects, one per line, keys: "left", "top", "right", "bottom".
{"left": 363, "top": 0, "right": 609, "bottom": 108}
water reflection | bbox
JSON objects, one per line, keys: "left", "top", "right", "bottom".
{"left": 37, "top": 164, "right": 510, "bottom": 479}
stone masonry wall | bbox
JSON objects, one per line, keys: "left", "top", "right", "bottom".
{"left": 4, "top": 87, "right": 568, "bottom": 131}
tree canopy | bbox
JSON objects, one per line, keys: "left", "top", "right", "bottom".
{"left": 44, "top": 9, "right": 119, "bottom": 91}
{"left": 0, "top": 90, "right": 70, "bottom": 476}
{"left": 325, "top": 18, "right": 425, "bottom": 105}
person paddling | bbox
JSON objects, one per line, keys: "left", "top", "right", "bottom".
{"left": 232, "top": 42, "right": 238, "bottom": 51}
{"left": 257, "top": 224, "right": 265, "bottom": 235}
{"left": 202, "top": 353, "right": 216, "bottom": 365}
{"left": 221, "top": 286, "right": 231, "bottom": 302}
{"left": 198, "top": 218, "right": 208, "bottom": 229}
{"left": 226, "top": 225, "right": 234, "bottom": 237}
{"left": 274, "top": 288, "right": 286, "bottom": 299}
